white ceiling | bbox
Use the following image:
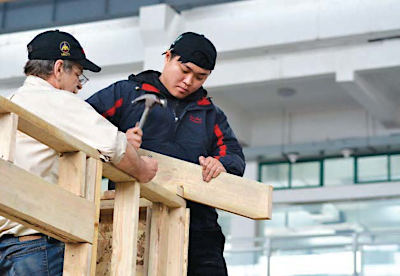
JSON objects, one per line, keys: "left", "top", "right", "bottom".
{"left": 209, "top": 74, "right": 361, "bottom": 116}
{"left": 209, "top": 67, "right": 400, "bottom": 118}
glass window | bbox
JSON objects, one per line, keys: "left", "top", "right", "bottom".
{"left": 324, "top": 158, "right": 354, "bottom": 186}
{"left": 260, "top": 163, "right": 289, "bottom": 189}
{"left": 291, "top": 161, "right": 320, "bottom": 188}
{"left": 357, "top": 156, "right": 388, "bottom": 182}
{"left": 390, "top": 154, "right": 400, "bottom": 180}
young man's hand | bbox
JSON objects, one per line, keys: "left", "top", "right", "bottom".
{"left": 198, "top": 156, "right": 226, "bottom": 182}
{"left": 126, "top": 122, "right": 142, "bottom": 150}
{"left": 136, "top": 156, "right": 158, "bottom": 183}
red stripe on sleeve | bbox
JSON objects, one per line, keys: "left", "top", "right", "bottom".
{"left": 102, "top": 98, "right": 123, "bottom": 117}
{"left": 213, "top": 124, "right": 227, "bottom": 158}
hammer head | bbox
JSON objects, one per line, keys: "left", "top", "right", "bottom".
{"left": 132, "top": 93, "right": 167, "bottom": 129}
{"left": 132, "top": 94, "right": 167, "bottom": 108}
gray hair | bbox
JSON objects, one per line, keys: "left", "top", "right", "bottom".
{"left": 24, "top": 59, "right": 75, "bottom": 79}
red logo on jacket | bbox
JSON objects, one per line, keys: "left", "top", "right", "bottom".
{"left": 189, "top": 115, "right": 202, "bottom": 124}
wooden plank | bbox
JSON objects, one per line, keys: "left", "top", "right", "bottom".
{"left": 103, "top": 163, "right": 185, "bottom": 208}
{"left": 166, "top": 207, "right": 187, "bottom": 276}
{"left": 111, "top": 181, "right": 141, "bottom": 276}
{"left": 148, "top": 203, "right": 170, "bottom": 276}
{"left": 140, "top": 181, "right": 186, "bottom": 208}
{"left": 100, "top": 198, "right": 152, "bottom": 216}
{"left": 182, "top": 209, "right": 190, "bottom": 276}
{"left": 86, "top": 158, "right": 103, "bottom": 276}
{"left": 101, "top": 190, "right": 152, "bottom": 207}
{"left": 139, "top": 149, "right": 273, "bottom": 220}
{"left": 142, "top": 207, "right": 152, "bottom": 276}
{"left": 0, "top": 112, "right": 18, "bottom": 162}
{"left": 59, "top": 151, "right": 86, "bottom": 196}
{"left": 60, "top": 152, "right": 92, "bottom": 276}
{"left": 0, "top": 158, "right": 94, "bottom": 243}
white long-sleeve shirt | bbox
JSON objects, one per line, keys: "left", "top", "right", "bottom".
{"left": 0, "top": 75, "right": 127, "bottom": 237}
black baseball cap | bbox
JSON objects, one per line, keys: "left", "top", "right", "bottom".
{"left": 166, "top": 32, "right": 217, "bottom": 70}
{"left": 27, "top": 30, "right": 101, "bottom": 72}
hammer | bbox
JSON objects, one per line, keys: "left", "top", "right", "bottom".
{"left": 132, "top": 94, "right": 167, "bottom": 129}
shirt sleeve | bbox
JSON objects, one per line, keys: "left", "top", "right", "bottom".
{"left": 11, "top": 90, "right": 127, "bottom": 164}
{"left": 211, "top": 107, "right": 246, "bottom": 176}
{"left": 68, "top": 100, "right": 128, "bottom": 164}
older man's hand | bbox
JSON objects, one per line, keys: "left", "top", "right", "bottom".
{"left": 126, "top": 122, "right": 142, "bottom": 150}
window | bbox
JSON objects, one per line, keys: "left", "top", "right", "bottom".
{"left": 291, "top": 161, "right": 320, "bottom": 188}
{"left": 357, "top": 156, "right": 388, "bottom": 182}
{"left": 259, "top": 153, "right": 398, "bottom": 190}
{"left": 260, "top": 163, "right": 289, "bottom": 189}
{"left": 324, "top": 158, "right": 354, "bottom": 186}
{"left": 390, "top": 154, "right": 400, "bottom": 180}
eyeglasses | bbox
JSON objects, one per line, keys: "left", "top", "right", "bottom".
{"left": 78, "top": 73, "right": 89, "bottom": 85}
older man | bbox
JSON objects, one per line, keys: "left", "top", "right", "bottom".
{"left": 0, "top": 30, "right": 157, "bottom": 276}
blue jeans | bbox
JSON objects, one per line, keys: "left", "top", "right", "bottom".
{"left": 0, "top": 235, "right": 64, "bottom": 276}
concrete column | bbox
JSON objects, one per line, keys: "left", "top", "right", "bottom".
{"left": 139, "top": 4, "right": 182, "bottom": 71}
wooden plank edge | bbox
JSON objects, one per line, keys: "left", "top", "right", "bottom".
{"left": 181, "top": 185, "right": 273, "bottom": 220}
{"left": 0, "top": 159, "right": 95, "bottom": 243}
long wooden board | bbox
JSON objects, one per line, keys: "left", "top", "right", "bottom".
{"left": 0, "top": 158, "right": 95, "bottom": 243}
{"left": 138, "top": 149, "right": 273, "bottom": 220}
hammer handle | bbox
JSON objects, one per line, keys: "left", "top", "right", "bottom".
{"left": 138, "top": 107, "right": 150, "bottom": 129}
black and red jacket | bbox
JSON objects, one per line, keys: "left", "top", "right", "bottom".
{"left": 86, "top": 70, "right": 245, "bottom": 231}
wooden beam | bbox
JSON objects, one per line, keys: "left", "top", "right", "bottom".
{"left": 142, "top": 207, "right": 152, "bottom": 276}
{"left": 103, "top": 163, "right": 185, "bottom": 208}
{"left": 60, "top": 152, "right": 93, "bottom": 276}
{"left": 166, "top": 207, "right": 188, "bottom": 276}
{"left": 140, "top": 181, "right": 186, "bottom": 208}
{"left": 0, "top": 158, "right": 95, "bottom": 243}
{"left": 59, "top": 151, "right": 86, "bottom": 196}
{"left": 100, "top": 198, "right": 152, "bottom": 216}
{"left": 182, "top": 209, "right": 190, "bottom": 276}
{"left": 147, "top": 203, "right": 169, "bottom": 276}
{"left": 86, "top": 158, "right": 103, "bottom": 276}
{"left": 139, "top": 149, "right": 273, "bottom": 220}
{"left": 0, "top": 112, "right": 18, "bottom": 162}
{"left": 111, "top": 181, "right": 141, "bottom": 276}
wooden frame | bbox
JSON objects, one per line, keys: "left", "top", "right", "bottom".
{"left": 0, "top": 96, "right": 273, "bottom": 275}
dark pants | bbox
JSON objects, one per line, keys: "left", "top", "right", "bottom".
{"left": 0, "top": 235, "right": 64, "bottom": 276}
{"left": 188, "top": 229, "right": 228, "bottom": 276}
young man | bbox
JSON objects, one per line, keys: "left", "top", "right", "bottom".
{"left": 0, "top": 30, "right": 158, "bottom": 276}
{"left": 87, "top": 32, "right": 245, "bottom": 275}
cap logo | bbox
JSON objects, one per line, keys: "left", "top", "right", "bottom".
{"left": 171, "top": 34, "right": 183, "bottom": 48}
{"left": 59, "top": 41, "right": 71, "bottom": 56}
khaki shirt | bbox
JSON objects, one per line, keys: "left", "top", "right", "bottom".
{"left": 0, "top": 76, "right": 127, "bottom": 237}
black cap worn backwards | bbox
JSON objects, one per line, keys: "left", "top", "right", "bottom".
{"left": 27, "top": 30, "right": 101, "bottom": 72}
{"left": 166, "top": 32, "right": 217, "bottom": 70}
